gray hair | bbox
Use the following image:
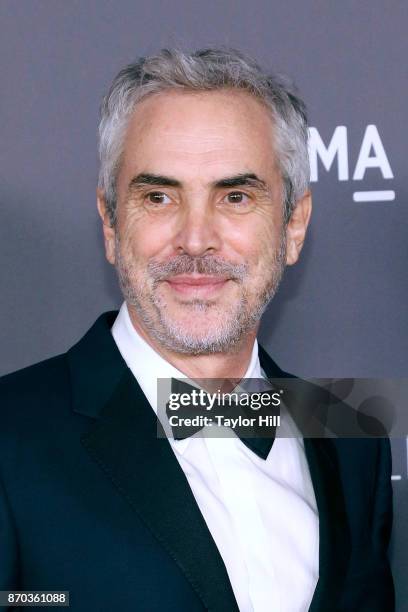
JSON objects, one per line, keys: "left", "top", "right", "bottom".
{"left": 98, "top": 48, "right": 309, "bottom": 225}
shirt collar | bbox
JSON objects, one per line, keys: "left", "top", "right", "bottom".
{"left": 111, "top": 301, "right": 262, "bottom": 454}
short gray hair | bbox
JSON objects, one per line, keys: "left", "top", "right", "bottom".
{"left": 98, "top": 48, "right": 309, "bottom": 225}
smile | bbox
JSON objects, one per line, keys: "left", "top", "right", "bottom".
{"left": 164, "top": 275, "right": 231, "bottom": 297}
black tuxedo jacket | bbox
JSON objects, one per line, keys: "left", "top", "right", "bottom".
{"left": 0, "top": 312, "right": 394, "bottom": 611}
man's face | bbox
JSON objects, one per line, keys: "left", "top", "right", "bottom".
{"left": 99, "top": 89, "right": 310, "bottom": 354}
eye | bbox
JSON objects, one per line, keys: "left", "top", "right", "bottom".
{"left": 145, "top": 191, "right": 172, "bottom": 206}
{"left": 222, "top": 191, "right": 251, "bottom": 207}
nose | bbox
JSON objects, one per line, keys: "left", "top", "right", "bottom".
{"left": 173, "top": 203, "right": 222, "bottom": 256}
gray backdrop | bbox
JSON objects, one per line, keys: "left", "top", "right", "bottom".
{"left": 1, "top": 1, "right": 407, "bottom": 608}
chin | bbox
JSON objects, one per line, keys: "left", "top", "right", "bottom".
{"left": 165, "top": 316, "right": 223, "bottom": 338}
{"left": 155, "top": 309, "right": 247, "bottom": 354}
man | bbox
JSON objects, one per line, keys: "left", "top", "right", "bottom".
{"left": 0, "top": 48, "right": 393, "bottom": 611}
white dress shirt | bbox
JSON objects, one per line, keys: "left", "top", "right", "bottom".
{"left": 112, "top": 302, "right": 319, "bottom": 612}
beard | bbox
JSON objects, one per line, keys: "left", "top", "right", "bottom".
{"left": 114, "top": 234, "right": 287, "bottom": 355}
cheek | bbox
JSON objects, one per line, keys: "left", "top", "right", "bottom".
{"left": 226, "top": 216, "right": 281, "bottom": 266}
{"left": 118, "top": 212, "right": 174, "bottom": 262}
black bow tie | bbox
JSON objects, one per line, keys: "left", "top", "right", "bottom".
{"left": 165, "top": 378, "right": 280, "bottom": 460}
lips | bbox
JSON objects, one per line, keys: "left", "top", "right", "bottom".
{"left": 167, "top": 275, "right": 228, "bottom": 286}
{"left": 164, "top": 275, "right": 230, "bottom": 296}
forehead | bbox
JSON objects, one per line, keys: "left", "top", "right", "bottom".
{"left": 120, "top": 89, "right": 279, "bottom": 183}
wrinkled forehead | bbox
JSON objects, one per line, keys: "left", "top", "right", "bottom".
{"left": 118, "top": 89, "right": 280, "bottom": 187}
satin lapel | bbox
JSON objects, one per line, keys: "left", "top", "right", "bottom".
{"left": 304, "top": 438, "right": 351, "bottom": 612}
{"left": 258, "top": 345, "right": 351, "bottom": 611}
{"left": 80, "top": 367, "right": 239, "bottom": 612}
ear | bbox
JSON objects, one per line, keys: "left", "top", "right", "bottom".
{"left": 97, "top": 189, "right": 116, "bottom": 265}
{"left": 285, "top": 190, "right": 312, "bottom": 266}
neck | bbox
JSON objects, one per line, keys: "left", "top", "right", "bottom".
{"left": 126, "top": 304, "right": 258, "bottom": 382}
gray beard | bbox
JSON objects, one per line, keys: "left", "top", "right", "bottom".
{"left": 115, "top": 236, "right": 286, "bottom": 355}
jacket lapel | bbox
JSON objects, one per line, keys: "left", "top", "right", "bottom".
{"left": 303, "top": 438, "right": 351, "bottom": 612}
{"left": 259, "top": 345, "right": 351, "bottom": 611}
{"left": 68, "top": 312, "right": 239, "bottom": 612}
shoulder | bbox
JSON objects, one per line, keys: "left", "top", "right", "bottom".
{"left": 0, "top": 354, "right": 76, "bottom": 481}
{"left": 329, "top": 437, "right": 392, "bottom": 533}
{"left": 0, "top": 353, "right": 69, "bottom": 405}
{"left": 0, "top": 310, "right": 122, "bottom": 442}
{"left": 332, "top": 436, "right": 391, "bottom": 462}
{"left": 0, "top": 310, "right": 119, "bottom": 419}
{"left": 331, "top": 437, "right": 391, "bottom": 484}
{"left": 0, "top": 354, "right": 71, "bottom": 436}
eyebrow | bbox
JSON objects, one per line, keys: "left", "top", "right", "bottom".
{"left": 213, "top": 173, "right": 268, "bottom": 190}
{"left": 128, "top": 173, "right": 181, "bottom": 190}
{"left": 128, "top": 172, "right": 269, "bottom": 192}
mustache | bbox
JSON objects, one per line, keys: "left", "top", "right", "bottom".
{"left": 147, "top": 254, "right": 249, "bottom": 282}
